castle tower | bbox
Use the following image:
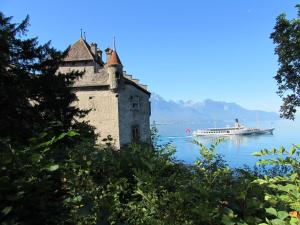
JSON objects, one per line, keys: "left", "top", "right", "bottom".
{"left": 57, "top": 38, "right": 151, "bottom": 148}
{"left": 107, "top": 50, "right": 123, "bottom": 90}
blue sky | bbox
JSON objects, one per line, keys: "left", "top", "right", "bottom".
{"left": 1, "top": 0, "right": 299, "bottom": 112}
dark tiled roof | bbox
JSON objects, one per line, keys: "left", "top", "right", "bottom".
{"left": 107, "top": 50, "right": 122, "bottom": 66}
{"left": 124, "top": 77, "right": 151, "bottom": 95}
{"left": 64, "top": 38, "right": 95, "bottom": 62}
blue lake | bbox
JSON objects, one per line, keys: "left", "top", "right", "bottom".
{"left": 157, "top": 119, "right": 300, "bottom": 168}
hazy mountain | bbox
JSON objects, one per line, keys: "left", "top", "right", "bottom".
{"left": 150, "top": 93, "right": 279, "bottom": 124}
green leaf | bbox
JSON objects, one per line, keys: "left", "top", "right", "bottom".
{"left": 1, "top": 206, "right": 12, "bottom": 215}
{"left": 31, "top": 153, "right": 42, "bottom": 162}
{"left": 294, "top": 144, "right": 300, "bottom": 150}
{"left": 266, "top": 207, "right": 277, "bottom": 216}
{"left": 279, "top": 146, "right": 285, "bottom": 154}
{"left": 253, "top": 178, "right": 268, "bottom": 185}
{"left": 290, "top": 146, "right": 297, "bottom": 156}
{"left": 277, "top": 211, "right": 289, "bottom": 220}
{"left": 56, "top": 131, "right": 78, "bottom": 142}
{"left": 46, "top": 164, "right": 59, "bottom": 171}
{"left": 253, "top": 151, "right": 262, "bottom": 156}
{"left": 290, "top": 202, "right": 300, "bottom": 211}
{"left": 67, "top": 130, "right": 78, "bottom": 137}
{"left": 290, "top": 217, "right": 300, "bottom": 225}
{"left": 73, "top": 196, "right": 82, "bottom": 202}
{"left": 265, "top": 195, "right": 273, "bottom": 201}
{"left": 221, "top": 212, "right": 235, "bottom": 225}
{"left": 279, "top": 194, "right": 290, "bottom": 202}
{"left": 57, "top": 132, "right": 67, "bottom": 141}
{"left": 290, "top": 173, "right": 298, "bottom": 180}
{"left": 270, "top": 218, "right": 286, "bottom": 225}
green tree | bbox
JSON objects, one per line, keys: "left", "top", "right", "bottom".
{"left": 271, "top": 5, "right": 300, "bottom": 120}
{"left": 0, "top": 12, "right": 98, "bottom": 224}
{"left": 0, "top": 12, "right": 87, "bottom": 143}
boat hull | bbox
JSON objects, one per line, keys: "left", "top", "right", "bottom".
{"left": 192, "top": 128, "right": 275, "bottom": 137}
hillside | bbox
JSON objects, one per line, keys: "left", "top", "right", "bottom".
{"left": 150, "top": 94, "right": 279, "bottom": 123}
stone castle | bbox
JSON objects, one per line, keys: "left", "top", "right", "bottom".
{"left": 57, "top": 38, "right": 151, "bottom": 148}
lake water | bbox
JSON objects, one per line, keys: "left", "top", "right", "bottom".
{"left": 156, "top": 119, "right": 300, "bottom": 168}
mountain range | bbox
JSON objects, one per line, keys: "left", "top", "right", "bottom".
{"left": 150, "top": 94, "right": 279, "bottom": 124}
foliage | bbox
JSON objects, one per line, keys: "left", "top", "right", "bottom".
{"left": 253, "top": 145, "right": 300, "bottom": 225}
{"left": 271, "top": 4, "right": 300, "bottom": 120}
{"left": 0, "top": 12, "right": 97, "bottom": 224}
{"left": 2, "top": 11, "right": 300, "bottom": 225}
{"left": 4, "top": 124, "right": 300, "bottom": 225}
{"left": 0, "top": 12, "right": 87, "bottom": 143}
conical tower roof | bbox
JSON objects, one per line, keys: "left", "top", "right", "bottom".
{"left": 107, "top": 50, "right": 122, "bottom": 66}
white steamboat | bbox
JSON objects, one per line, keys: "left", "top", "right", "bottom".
{"left": 192, "top": 119, "right": 274, "bottom": 137}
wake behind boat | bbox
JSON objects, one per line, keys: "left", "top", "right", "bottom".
{"left": 192, "top": 119, "right": 274, "bottom": 137}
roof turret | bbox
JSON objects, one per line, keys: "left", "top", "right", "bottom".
{"left": 107, "top": 50, "right": 122, "bottom": 66}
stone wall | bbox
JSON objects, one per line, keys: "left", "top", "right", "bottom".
{"left": 118, "top": 84, "right": 151, "bottom": 145}
{"left": 57, "top": 60, "right": 151, "bottom": 148}
{"left": 73, "top": 89, "right": 121, "bottom": 148}
{"left": 58, "top": 64, "right": 95, "bottom": 75}
{"left": 57, "top": 63, "right": 109, "bottom": 87}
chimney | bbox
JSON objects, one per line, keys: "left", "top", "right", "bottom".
{"left": 97, "top": 49, "right": 103, "bottom": 61}
{"left": 105, "top": 48, "right": 113, "bottom": 63}
{"left": 90, "top": 42, "right": 97, "bottom": 55}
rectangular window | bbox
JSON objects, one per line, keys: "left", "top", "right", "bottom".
{"left": 116, "top": 71, "right": 121, "bottom": 79}
{"left": 131, "top": 125, "right": 140, "bottom": 142}
{"left": 130, "top": 95, "right": 140, "bottom": 110}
